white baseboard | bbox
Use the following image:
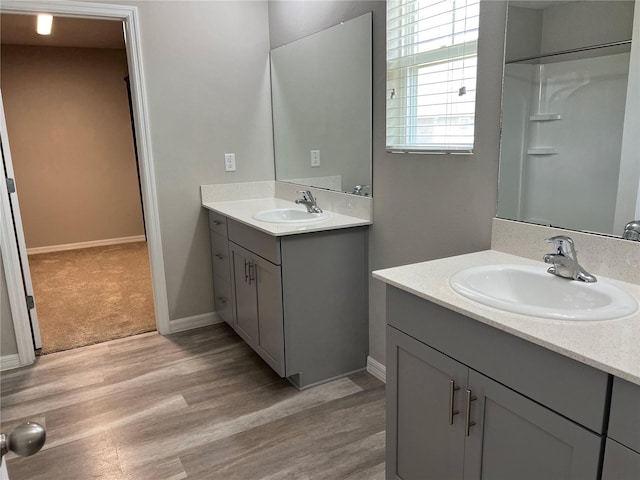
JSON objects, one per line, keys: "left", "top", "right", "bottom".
{"left": 367, "top": 356, "right": 386, "bottom": 383}
{"left": 27, "top": 235, "right": 146, "bottom": 255}
{"left": 169, "top": 312, "right": 222, "bottom": 334}
{"left": 1, "top": 354, "right": 21, "bottom": 371}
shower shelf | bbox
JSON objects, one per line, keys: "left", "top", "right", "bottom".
{"left": 529, "top": 114, "right": 562, "bottom": 121}
{"left": 527, "top": 147, "right": 558, "bottom": 155}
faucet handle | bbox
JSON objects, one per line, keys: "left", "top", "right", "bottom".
{"left": 545, "top": 235, "right": 577, "bottom": 261}
{"left": 296, "top": 190, "right": 315, "bottom": 202}
{"left": 545, "top": 235, "right": 577, "bottom": 258}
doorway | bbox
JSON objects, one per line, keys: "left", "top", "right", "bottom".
{"left": 0, "top": 1, "right": 170, "bottom": 367}
{"left": 1, "top": 14, "right": 155, "bottom": 354}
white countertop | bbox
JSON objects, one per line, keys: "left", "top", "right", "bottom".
{"left": 373, "top": 250, "right": 640, "bottom": 385}
{"left": 202, "top": 197, "right": 371, "bottom": 236}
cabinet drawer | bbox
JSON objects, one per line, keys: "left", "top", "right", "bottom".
{"left": 210, "top": 231, "right": 231, "bottom": 282}
{"left": 208, "top": 210, "right": 228, "bottom": 237}
{"left": 387, "top": 286, "right": 610, "bottom": 433}
{"left": 213, "top": 274, "right": 233, "bottom": 326}
{"left": 228, "top": 219, "right": 280, "bottom": 265}
{"left": 609, "top": 377, "right": 640, "bottom": 452}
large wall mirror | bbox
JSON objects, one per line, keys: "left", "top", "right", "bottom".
{"left": 498, "top": 1, "right": 639, "bottom": 237}
{"left": 271, "top": 12, "right": 372, "bottom": 196}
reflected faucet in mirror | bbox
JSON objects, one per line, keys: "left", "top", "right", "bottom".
{"left": 543, "top": 236, "right": 597, "bottom": 283}
{"left": 622, "top": 220, "right": 640, "bottom": 241}
{"left": 351, "top": 184, "right": 370, "bottom": 196}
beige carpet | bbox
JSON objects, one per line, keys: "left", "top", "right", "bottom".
{"left": 28, "top": 242, "right": 156, "bottom": 354}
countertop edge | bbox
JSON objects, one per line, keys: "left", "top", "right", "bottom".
{"left": 373, "top": 250, "right": 640, "bottom": 385}
{"left": 202, "top": 198, "right": 371, "bottom": 237}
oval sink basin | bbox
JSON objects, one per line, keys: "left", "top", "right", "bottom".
{"left": 449, "top": 264, "right": 638, "bottom": 321}
{"left": 252, "top": 208, "right": 332, "bottom": 224}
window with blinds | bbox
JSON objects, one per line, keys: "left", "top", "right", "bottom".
{"left": 387, "top": 0, "right": 480, "bottom": 153}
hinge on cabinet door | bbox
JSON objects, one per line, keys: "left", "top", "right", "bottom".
{"left": 26, "top": 295, "right": 35, "bottom": 310}
{"left": 6, "top": 178, "right": 16, "bottom": 194}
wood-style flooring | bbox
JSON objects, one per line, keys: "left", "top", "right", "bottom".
{"left": 0, "top": 324, "right": 385, "bottom": 479}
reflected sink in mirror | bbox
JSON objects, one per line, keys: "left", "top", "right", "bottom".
{"left": 449, "top": 264, "right": 638, "bottom": 321}
{"left": 252, "top": 208, "right": 332, "bottom": 224}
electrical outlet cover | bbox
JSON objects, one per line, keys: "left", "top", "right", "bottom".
{"left": 224, "top": 153, "right": 236, "bottom": 172}
{"left": 310, "top": 150, "right": 320, "bottom": 167}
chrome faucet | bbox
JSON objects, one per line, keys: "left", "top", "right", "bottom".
{"left": 622, "top": 220, "right": 640, "bottom": 241}
{"left": 295, "top": 190, "right": 323, "bottom": 213}
{"left": 351, "top": 184, "right": 370, "bottom": 196}
{"left": 543, "top": 236, "right": 597, "bottom": 283}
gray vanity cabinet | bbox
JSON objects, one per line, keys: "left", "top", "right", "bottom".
{"left": 387, "top": 326, "right": 467, "bottom": 480}
{"left": 464, "top": 370, "right": 601, "bottom": 480}
{"left": 207, "top": 210, "right": 368, "bottom": 389}
{"left": 230, "top": 243, "right": 285, "bottom": 376}
{"left": 208, "top": 211, "right": 233, "bottom": 326}
{"left": 386, "top": 286, "right": 605, "bottom": 480}
{"left": 387, "top": 326, "right": 601, "bottom": 480}
{"left": 602, "top": 378, "right": 640, "bottom": 480}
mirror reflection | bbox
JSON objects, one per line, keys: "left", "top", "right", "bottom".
{"left": 271, "top": 12, "right": 372, "bottom": 196}
{"left": 498, "top": 1, "right": 639, "bottom": 237}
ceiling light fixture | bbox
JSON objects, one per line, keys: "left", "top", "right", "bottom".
{"left": 36, "top": 14, "right": 53, "bottom": 35}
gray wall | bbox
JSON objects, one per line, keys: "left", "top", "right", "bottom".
{"left": 269, "top": 0, "right": 506, "bottom": 366}
{"left": 108, "top": 0, "right": 274, "bottom": 321}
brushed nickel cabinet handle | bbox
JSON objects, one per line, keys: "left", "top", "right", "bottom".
{"left": 216, "top": 296, "right": 227, "bottom": 304}
{"left": 465, "top": 389, "right": 478, "bottom": 436}
{"left": 244, "top": 259, "right": 249, "bottom": 283}
{"left": 212, "top": 220, "right": 222, "bottom": 225}
{"left": 215, "top": 253, "right": 224, "bottom": 260}
{"left": 248, "top": 262, "right": 256, "bottom": 284}
{"left": 449, "top": 379, "right": 461, "bottom": 425}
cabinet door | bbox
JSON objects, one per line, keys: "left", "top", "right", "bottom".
{"left": 609, "top": 377, "right": 640, "bottom": 453}
{"left": 255, "top": 257, "right": 285, "bottom": 376}
{"left": 231, "top": 246, "right": 258, "bottom": 346}
{"left": 464, "top": 370, "right": 602, "bottom": 480}
{"left": 602, "top": 438, "right": 640, "bottom": 480}
{"left": 387, "top": 326, "right": 467, "bottom": 480}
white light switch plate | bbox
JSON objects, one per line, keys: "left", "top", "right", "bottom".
{"left": 224, "top": 153, "right": 236, "bottom": 172}
{"left": 310, "top": 150, "right": 320, "bottom": 167}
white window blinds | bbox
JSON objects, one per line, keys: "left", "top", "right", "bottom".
{"left": 387, "top": 0, "right": 480, "bottom": 153}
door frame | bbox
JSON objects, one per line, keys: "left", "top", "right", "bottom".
{"left": 0, "top": 0, "right": 171, "bottom": 367}
{"left": 1, "top": 87, "right": 43, "bottom": 351}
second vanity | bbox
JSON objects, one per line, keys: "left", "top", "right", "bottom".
{"left": 374, "top": 249, "right": 640, "bottom": 480}
{"left": 202, "top": 187, "right": 371, "bottom": 389}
